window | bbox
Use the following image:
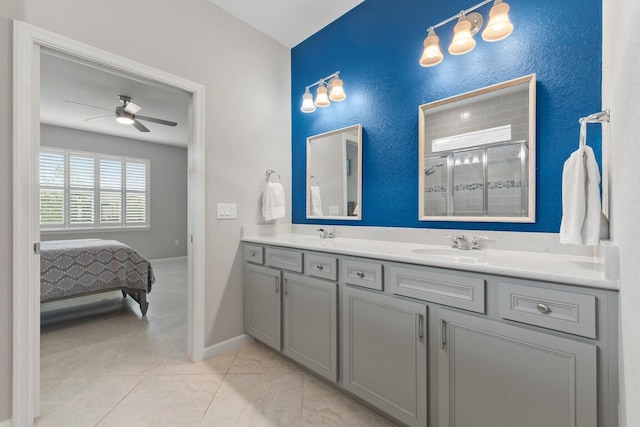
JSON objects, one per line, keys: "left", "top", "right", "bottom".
{"left": 39, "top": 147, "right": 150, "bottom": 231}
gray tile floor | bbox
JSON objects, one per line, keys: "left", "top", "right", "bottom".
{"left": 38, "top": 258, "right": 394, "bottom": 426}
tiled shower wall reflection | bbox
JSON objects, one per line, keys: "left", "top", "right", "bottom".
{"left": 424, "top": 88, "right": 529, "bottom": 217}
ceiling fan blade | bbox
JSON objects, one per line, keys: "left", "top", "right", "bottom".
{"left": 132, "top": 119, "right": 150, "bottom": 132}
{"left": 136, "top": 115, "right": 178, "bottom": 127}
{"left": 84, "top": 114, "right": 113, "bottom": 122}
{"left": 124, "top": 102, "right": 142, "bottom": 115}
{"left": 65, "top": 100, "right": 112, "bottom": 112}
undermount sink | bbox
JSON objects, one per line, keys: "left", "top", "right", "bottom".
{"left": 411, "top": 248, "right": 497, "bottom": 265}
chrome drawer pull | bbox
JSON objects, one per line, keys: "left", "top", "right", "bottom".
{"left": 316, "top": 264, "right": 324, "bottom": 271}
{"left": 248, "top": 252, "right": 256, "bottom": 257}
{"left": 537, "top": 303, "right": 551, "bottom": 314}
{"left": 356, "top": 271, "right": 365, "bottom": 278}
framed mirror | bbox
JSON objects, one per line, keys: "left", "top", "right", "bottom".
{"left": 307, "top": 124, "right": 362, "bottom": 220}
{"left": 419, "top": 74, "right": 536, "bottom": 222}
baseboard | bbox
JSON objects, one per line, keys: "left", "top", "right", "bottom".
{"left": 149, "top": 256, "right": 187, "bottom": 265}
{"left": 203, "top": 334, "right": 253, "bottom": 359}
{"left": 0, "top": 418, "right": 12, "bottom": 427}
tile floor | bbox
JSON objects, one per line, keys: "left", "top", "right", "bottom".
{"left": 38, "top": 258, "right": 394, "bottom": 426}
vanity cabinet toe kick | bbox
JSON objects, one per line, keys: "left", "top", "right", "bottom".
{"left": 242, "top": 242, "right": 618, "bottom": 427}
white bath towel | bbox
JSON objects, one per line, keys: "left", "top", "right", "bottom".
{"left": 559, "top": 123, "right": 602, "bottom": 245}
{"left": 262, "top": 182, "right": 285, "bottom": 221}
{"left": 310, "top": 185, "right": 323, "bottom": 216}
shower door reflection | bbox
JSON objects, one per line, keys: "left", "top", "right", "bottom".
{"left": 423, "top": 142, "right": 527, "bottom": 217}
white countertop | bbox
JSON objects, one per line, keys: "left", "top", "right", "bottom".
{"left": 242, "top": 233, "right": 619, "bottom": 290}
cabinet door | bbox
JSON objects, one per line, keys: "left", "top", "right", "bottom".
{"left": 438, "top": 309, "right": 597, "bottom": 427}
{"left": 244, "top": 264, "right": 282, "bottom": 351}
{"left": 342, "top": 286, "right": 427, "bottom": 427}
{"left": 283, "top": 273, "right": 338, "bottom": 382}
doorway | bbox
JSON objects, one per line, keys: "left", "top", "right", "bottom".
{"left": 13, "top": 21, "right": 206, "bottom": 427}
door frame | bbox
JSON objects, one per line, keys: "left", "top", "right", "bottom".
{"left": 13, "top": 20, "right": 207, "bottom": 426}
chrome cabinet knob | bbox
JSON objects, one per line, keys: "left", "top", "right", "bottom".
{"left": 356, "top": 271, "right": 365, "bottom": 278}
{"left": 316, "top": 264, "right": 324, "bottom": 271}
{"left": 537, "top": 303, "right": 551, "bottom": 314}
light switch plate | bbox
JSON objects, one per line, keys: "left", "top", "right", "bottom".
{"left": 217, "top": 203, "right": 237, "bottom": 219}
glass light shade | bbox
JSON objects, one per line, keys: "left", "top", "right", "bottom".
{"left": 301, "top": 90, "right": 316, "bottom": 113}
{"left": 116, "top": 111, "right": 135, "bottom": 125}
{"left": 329, "top": 78, "right": 346, "bottom": 101}
{"left": 314, "top": 85, "right": 330, "bottom": 108}
{"left": 420, "top": 29, "right": 443, "bottom": 67}
{"left": 448, "top": 17, "right": 476, "bottom": 55}
{"left": 482, "top": 0, "right": 514, "bottom": 42}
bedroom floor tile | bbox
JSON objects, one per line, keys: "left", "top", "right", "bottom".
{"left": 96, "top": 374, "right": 223, "bottom": 427}
{"left": 38, "top": 258, "right": 394, "bottom": 427}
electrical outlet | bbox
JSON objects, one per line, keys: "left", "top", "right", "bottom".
{"left": 174, "top": 240, "right": 179, "bottom": 246}
{"left": 216, "top": 203, "right": 237, "bottom": 219}
{"left": 329, "top": 205, "right": 339, "bottom": 215}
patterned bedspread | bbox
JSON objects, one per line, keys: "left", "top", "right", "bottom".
{"left": 40, "top": 239, "right": 155, "bottom": 303}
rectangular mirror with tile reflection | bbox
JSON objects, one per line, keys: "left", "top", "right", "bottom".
{"left": 419, "top": 74, "right": 536, "bottom": 222}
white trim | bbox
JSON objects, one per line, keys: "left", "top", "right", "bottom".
{"left": 0, "top": 419, "right": 13, "bottom": 427}
{"left": 203, "top": 334, "right": 254, "bottom": 359}
{"left": 13, "top": 20, "right": 207, "bottom": 427}
{"left": 148, "top": 256, "right": 188, "bottom": 265}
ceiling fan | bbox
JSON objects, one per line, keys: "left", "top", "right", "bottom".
{"left": 65, "top": 95, "right": 178, "bottom": 133}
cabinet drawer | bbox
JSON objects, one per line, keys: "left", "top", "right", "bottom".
{"left": 305, "top": 253, "right": 338, "bottom": 281}
{"left": 499, "top": 283, "right": 596, "bottom": 339}
{"left": 389, "top": 264, "right": 485, "bottom": 313}
{"left": 341, "top": 259, "right": 383, "bottom": 291}
{"left": 265, "top": 247, "right": 303, "bottom": 273}
{"left": 244, "top": 244, "right": 264, "bottom": 265}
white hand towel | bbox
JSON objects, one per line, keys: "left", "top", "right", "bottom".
{"left": 559, "top": 123, "right": 602, "bottom": 245}
{"left": 262, "top": 182, "right": 285, "bottom": 221}
{"left": 310, "top": 185, "right": 323, "bottom": 216}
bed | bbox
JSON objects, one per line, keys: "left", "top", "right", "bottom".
{"left": 40, "top": 239, "right": 155, "bottom": 316}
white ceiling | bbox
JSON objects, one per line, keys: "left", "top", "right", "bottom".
{"left": 40, "top": 50, "right": 190, "bottom": 148}
{"left": 207, "top": 0, "right": 364, "bottom": 48}
{"left": 41, "top": 2, "right": 362, "bottom": 145}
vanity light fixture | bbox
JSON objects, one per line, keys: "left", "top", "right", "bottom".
{"left": 300, "top": 71, "right": 346, "bottom": 113}
{"left": 419, "top": 0, "right": 513, "bottom": 67}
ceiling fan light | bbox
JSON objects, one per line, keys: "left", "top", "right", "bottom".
{"left": 116, "top": 108, "right": 135, "bottom": 125}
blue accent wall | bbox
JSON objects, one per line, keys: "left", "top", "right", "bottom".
{"left": 291, "top": 0, "right": 602, "bottom": 232}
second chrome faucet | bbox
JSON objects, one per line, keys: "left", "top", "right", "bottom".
{"left": 446, "top": 234, "right": 488, "bottom": 250}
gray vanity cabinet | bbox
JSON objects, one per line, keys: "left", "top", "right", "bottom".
{"left": 438, "top": 308, "right": 597, "bottom": 427}
{"left": 342, "top": 285, "right": 428, "bottom": 427}
{"left": 282, "top": 272, "right": 338, "bottom": 382}
{"left": 243, "top": 263, "right": 282, "bottom": 351}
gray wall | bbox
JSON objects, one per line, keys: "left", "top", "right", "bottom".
{"left": 40, "top": 124, "right": 187, "bottom": 260}
{"left": 0, "top": 2, "right": 22, "bottom": 421}
{"left": 0, "top": 0, "right": 291, "bottom": 422}
{"left": 603, "top": 1, "right": 640, "bottom": 426}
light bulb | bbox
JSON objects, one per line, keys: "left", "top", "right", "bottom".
{"left": 482, "top": 0, "right": 514, "bottom": 42}
{"left": 329, "top": 77, "right": 346, "bottom": 101}
{"left": 449, "top": 14, "right": 476, "bottom": 55}
{"left": 115, "top": 108, "right": 135, "bottom": 125}
{"left": 301, "top": 89, "right": 316, "bottom": 113}
{"left": 314, "top": 84, "right": 330, "bottom": 108}
{"left": 420, "top": 28, "right": 444, "bottom": 67}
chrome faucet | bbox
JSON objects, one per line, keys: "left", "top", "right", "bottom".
{"left": 317, "top": 228, "right": 336, "bottom": 239}
{"left": 446, "top": 234, "right": 471, "bottom": 250}
{"left": 471, "top": 235, "right": 489, "bottom": 250}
